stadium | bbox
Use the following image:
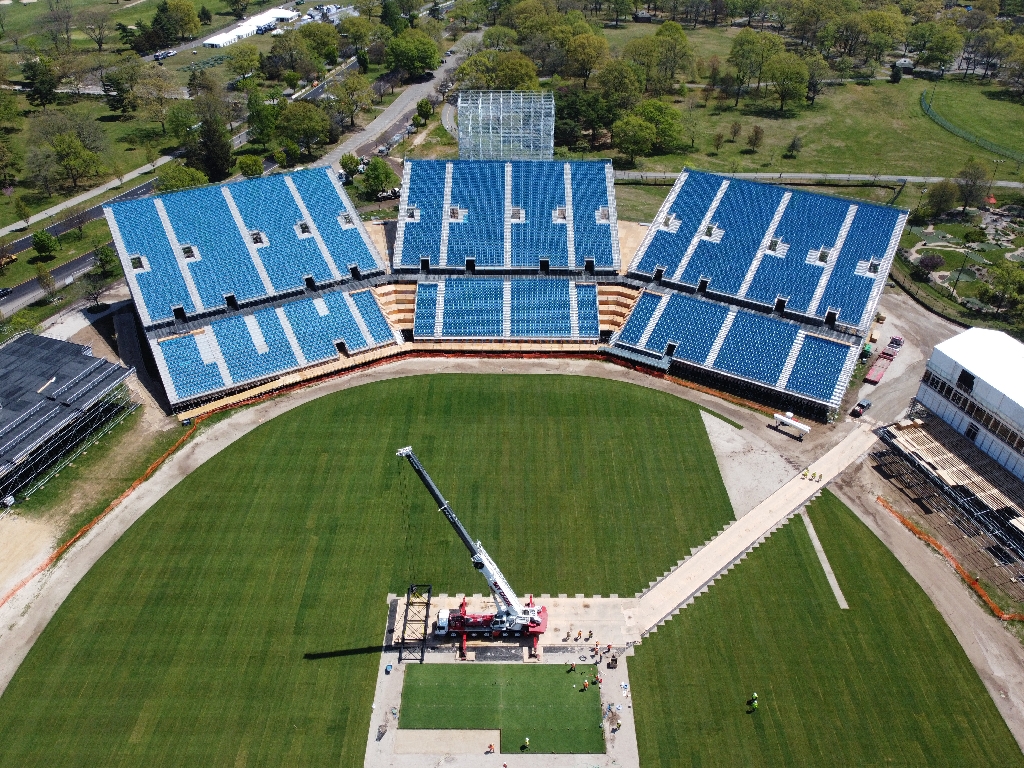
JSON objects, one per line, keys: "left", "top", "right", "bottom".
{"left": 0, "top": 157, "right": 1022, "bottom": 768}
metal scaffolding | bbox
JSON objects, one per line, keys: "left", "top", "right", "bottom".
{"left": 457, "top": 91, "right": 554, "bottom": 161}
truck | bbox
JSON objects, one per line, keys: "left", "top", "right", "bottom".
{"left": 396, "top": 447, "right": 548, "bottom": 656}
{"left": 864, "top": 335, "right": 904, "bottom": 385}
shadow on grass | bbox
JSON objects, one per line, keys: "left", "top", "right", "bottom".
{"left": 303, "top": 646, "right": 380, "bottom": 660}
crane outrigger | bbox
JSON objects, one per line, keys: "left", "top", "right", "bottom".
{"left": 397, "top": 447, "right": 548, "bottom": 657}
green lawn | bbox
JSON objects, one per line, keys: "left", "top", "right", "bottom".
{"left": 604, "top": 22, "right": 738, "bottom": 67}
{"left": 927, "top": 79, "right": 1024, "bottom": 156}
{"left": 613, "top": 182, "right": 672, "bottom": 221}
{"left": 630, "top": 490, "right": 1024, "bottom": 767}
{"left": 399, "top": 664, "right": 604, "bottom": 753}
{"left": 602, "top": 79, "right": 1018, "bottom": 179}
{"left": 0, "top": 375, "right": 734, "bottom": 768}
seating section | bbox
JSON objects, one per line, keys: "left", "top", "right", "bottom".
{"left": 226, "top": 173, "right": 338, "bottom": 290}
{"left": 152, "top": 287, "right": 396, "bottom": 404}
{"left": 413, "top": 278, "right": 599, "bottom": 340}
{"left": 645, "top": 292, "right": 730, "bottom": 363}
{"left": 614, "top": 287, "right": 856, "bottom": 406}
{"left": 713, "top": 311, "right": 798, "bottom": 384}
{"left": 107, "top": 168, "right": 384, "bottom": 326}
{"left": 784, "top": 335, "right": 853, "bottom": 402}
{"left": 400, "top": 161, "right": 446, "bottom": 268}
{"left": 510, "top": 162, "right": 568, "bottom": 268}
{"left": 395, "top": 160, "right": 618, "bottom": 272}
{"left": 630, "top": 169, "right": 905, "bottom": 332}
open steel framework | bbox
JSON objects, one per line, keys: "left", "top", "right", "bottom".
{"left": 457, "top": 91, "right": 555, "bottom": 160}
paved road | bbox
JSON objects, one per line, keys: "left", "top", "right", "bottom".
{"left": 317, "top": 31, "right": 480, "bottom": 168}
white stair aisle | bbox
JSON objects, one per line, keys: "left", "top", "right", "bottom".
{"left": 775, "top": 331, "right": 806, "bottom": 390}
{"left": 704, "top": 308, "right": 738, "bottom": 367}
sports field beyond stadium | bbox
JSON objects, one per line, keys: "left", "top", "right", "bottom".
{"left": 0, "top": 375, "right": 1020, "bottom": 767}
{"left": 400, "top": 664, "right": 604, "bottom": 754}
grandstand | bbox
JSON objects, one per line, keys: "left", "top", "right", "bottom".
{"left": 0, "top": 334, "right": 135, "bottom": 503}
{"left": 105, "top": 168, "right": 397, "bottom": 409}
{"left": 456, "top": 91, "right": 555, "bottom": 161}
{"left": 613, "top": 168, "right": 906, "bottom": 417}
{"left": 106, "top": 161, "right": 902, "bottom": 419}
{"left": 394, "top": 160, "right": 620, "bottom": 274}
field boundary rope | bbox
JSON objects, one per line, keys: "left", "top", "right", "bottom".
{"left": 876, "top": 495, "right": 1024, "bottom": 621}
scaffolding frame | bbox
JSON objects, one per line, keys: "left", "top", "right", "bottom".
{"left": 457, "top": 91, "right": 554, "bottom": 161}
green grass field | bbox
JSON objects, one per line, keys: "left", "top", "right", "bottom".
{"left": 0, "top": 375, "right": 733, "bottom": 767}
{"left": 927, "top": 80, "right": 1024, "bottom": 156}
{"left": 399, "top": 664, "right": 604, "bottom": 753}
{"left": 0, "top": 376, "right": 1019, "bottom": 767}
{"left": 631, "top": 490, "right": 1024, "bottom": 767}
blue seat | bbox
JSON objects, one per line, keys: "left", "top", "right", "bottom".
{"left": 281, "top": 292, "right": 368, "bottom": 362}
{"left": 510, "top": 279, "right": 571, "bottom": 337}
{"left": 288, "top": 168, "right": 382, "bottom": 275}
{"left": 157, "top": 333, "right": 225, "bottom": 400}
{"left": 414, "top": 282, "right": 439, "bottom": 338}
{"left": 227, "top": 173, "right": 337, "bottom": 291}
{"left": 161, "top": 186, "right": 268, "bottom": 310}
{"left": 350, "top": 290, "right": 394, "bottom": 344}
{"left": 569, "top": 161, "right": 615, "bottom": 269}
{"left": 441, "top": 278, "right": 503, "bottom": 337}
{"left": 785, "top": 335, "right": 852, "bottom": 402}
{"left": 576, "top": 283, "right": 600, "bottom": 339}
{"left": 401, "top": 161, "right": 447, "bottom": 268}
{"left": 110, "top": 199, "right": 196, "bottom": 323}
{"left": 617, "top": 292, "right": 662, "bottom": 347}
{"left": 511, "top": 162, "right": 568, "bottom": 268}
{"left": 646, "top": 293, "right": 730, "bottom": 362}
{"left": 632, "top": 171, "right": 723, "bottom": 278}
{"left": 680, "top": 176, "right": 786, "bottom": 295}
{"left": 210, "top": 308, "right": 298, "bottom": 384}
{"left": 745, "top": 193, "right": 849, "bottom": 313}
{"left": 448, "top": 162, "right": 506, "bottom": 268}
{"left": 713, "top": 311, "right": 798, "bottom": 385}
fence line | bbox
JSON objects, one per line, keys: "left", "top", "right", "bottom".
{"left": 920, "top": 91, "right": 1024, "bottom": 164}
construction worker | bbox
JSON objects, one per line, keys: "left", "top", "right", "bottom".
{"left": 524, "top": 737, "right": 529, "bottom": 749}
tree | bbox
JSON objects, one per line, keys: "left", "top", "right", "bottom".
{"left": 595, "top": 59, "right": 643, "bottom": 113}
{"left": 238, "top": 155, "right": 263, "bottom": 178}
{"left": 83, "top": 270, "right": 107, "bottom": 307}
{"left": 712, "top": 132, "right": 724, "bottom": 151}
{"left": 482, "top": 25, "right": 517, "bottom": 50}
{"left": 157, "top": 161, "right": 209, "bottom": 191}
{"left": 567, "top": 34, "right": 609, "bottom": 88}
{"left": 0, "top": 138, "right": 20, "bottom": 188}
{"left": 26, "top": 147, "right": 59, "bottom": 196}
{"left": 166, "top": 0, "right": 200, "bottom": 40}
{"left": 101, "top": 56, "right": 144, "bottom": 115}
{"left": 188, "top": 97, "right": 234, "bottom": 181}
{"left": 763, "top": 52, "right": 808, "bottom": 112}
{"left": 653, "top": 21, "right": 693, "bottom": 84}
{"left": 79, "top": 7, "right": 112, "bottom": 52}
{"left": 784, "top": 135, "right": 802, "bottom": 157}
{"left": 94, "top": 244, "right": 118, "bottom": 276}
{"left": 624, "top": 37, "right": 659, "bottom": 90}
{"left": 340, "top": 153, "right": 360, "bottom": 178}
{"left": 416, "top": 97, "right": 433, "bottom": 122}
{"left": 167, "top": 101, "right": 198, "bottom": 142}
{"left": 362, "top": 156, "right": 398, "bottom": 198}
{"left": 228, "top": 0, "right": 249, "bottom": 19}
{"left": 50, "top": 133, "right": 101, "bottom": 189}
{"left": 955, "top": 160, "right": 990, "bottom": 213}
{"left": 729, "top": 121, "right": 742, "bottom": 141}
{"left": 608, "top": 0, "right": 632, "bottom": 27}
{"left": 36, "top": 262, "right": 56, "bottom": 300}
{"left": 803, "top": 51, "right": 830, "bottom": 105}
{"left": 32, "top": 230, "right": 60, "bottom": 260}
{"left": 0, "top": 90, "right": 19, "bottom": 132}
{"left": 918, "top": 254, "right": 944, "bottom": 272}
{"left": 46, "top": 0, "right": 74, "bottom": 53}
{"left": 612, "top": 115, "right": 655, "bottom": 163}
{"left": 199, "top": 5, "right": 212, "bottom": 24}
{"left": 327, "top": 73, "right": 373, "bottom": 127}
{"left": 276, "top": 101, "right": 330, "bottom": 155}
{"left": 746, "top": 124, "right": 764, "bottom": 151}
{"left": 22, "top": 57, "right": 59, "bottom": 109}
{"left": 631, "top": 100, "right": 682, "bottom": 152}
{"left": 14, "top": 196, "right": 30, "bottom": 224}
{"left": 919, "top": 24, "right": 963, "bottom": 71}
{"left": 456, "top": 50, "right": 539, "bottom": 90}
{"left": 926, "top": 179, "right": 958, "bottom": 216}
{"left": 340, "top": 15, "right": 373, "bottom": 48}
{"left": 385, "top": 29, "right": 441, "bottom": 78}
{"left": 138, "top": 64, "right": 179, "bottom": 133}
{"left": 229, "top": 43, "right": 261, "bottom": 80}
{"left": 298, "top": 21, "right": 340, "bottom": 65}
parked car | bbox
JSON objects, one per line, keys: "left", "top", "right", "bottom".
{"left": 0, "top": 287, "right": 12, "bottom": 300}
{"left": 851, "top": 399, "right": 872, "bottom": 418}
{"left": 376, "top": 187, "right": 401, "bottom": 201}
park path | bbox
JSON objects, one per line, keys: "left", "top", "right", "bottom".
{"left": 634, "top": 422, "right": 879, "bottom": 633}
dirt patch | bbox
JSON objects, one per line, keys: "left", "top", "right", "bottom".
{"left": 0, "top": 516, "right": 56, "bottom": 599}
{"left": 617, "top": 221, "right": 647, "bottom": 272}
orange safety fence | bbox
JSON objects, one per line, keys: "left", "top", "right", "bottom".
{"left": 0, "top": 347, "right": 774, "bottom": 612}
{"left": 875, "top": 496, "right": 1024, "bottom": 622}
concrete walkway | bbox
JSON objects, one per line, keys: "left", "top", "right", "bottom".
{"left": 634, "top": 422, "right": 879, "bottom": 633}
{"left": 800, "top": 509, "right": 849, "bottom": 609}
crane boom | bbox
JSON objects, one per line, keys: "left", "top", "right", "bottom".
{"left": 397, "top": 446, "right": 535, "bottom": 624}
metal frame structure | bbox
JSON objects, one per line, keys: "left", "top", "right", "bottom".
{"left": 457, "top": 91, "right": 555, "bottom": 161}
{"left": 398, "top": 583, "right": 432, "bottom": 663}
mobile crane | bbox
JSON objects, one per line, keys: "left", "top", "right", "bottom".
{"left": 397, "top": 447, "right": 548, "bottom": 656}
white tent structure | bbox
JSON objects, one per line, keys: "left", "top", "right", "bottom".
{"left": 203, "top": 8, "right": 300, "bottom": 48}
